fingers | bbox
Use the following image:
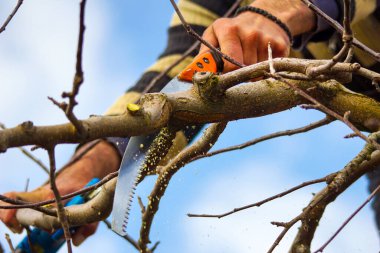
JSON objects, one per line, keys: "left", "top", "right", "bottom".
{"left": 0, "top": 192, "right": 22, "bottom": 233}
{"left": 72, "top": 222, "right": 99, "bottom": 246}
{"left": 201, "top": 18, "right": 243, "bottom": 73}
{"left": 199, "top": 25, "right": 218, "bottom": 54}
{"left": 199, "top": 12, "right": 291, "bottom": 74}
{"left": 0, "top": 187, "right": 54, "bottom": 233}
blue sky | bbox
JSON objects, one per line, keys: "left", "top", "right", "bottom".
{"left": 0, "top": 1, "right": 378, "bottom": 252}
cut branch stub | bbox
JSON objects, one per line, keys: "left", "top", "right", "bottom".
{"left": 193, "top": 71, "right": 225, "bottom": 102}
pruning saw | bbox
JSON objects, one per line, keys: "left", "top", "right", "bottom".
{"left": 111, "top": 50, "right": 224, "bottom": 236}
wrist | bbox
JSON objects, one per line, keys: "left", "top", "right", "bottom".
{"left": 251, "top": 0, "right": 316, "bottom": 36}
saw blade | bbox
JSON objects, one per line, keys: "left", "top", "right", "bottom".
{"left": 111, "top": 134, "right": 154, "bottom": 236}
{"left": 111, "top": 79, "right": 192, "bottom": 236}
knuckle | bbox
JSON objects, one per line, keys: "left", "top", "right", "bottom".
{"left": 214, "top": 18, "right": 237, "bottom": 34}
{"left": 272, "top": 38, "right": 289, "bottom": 57}
{"left": 243, "top": 32, "right": 259, "bottom": 44}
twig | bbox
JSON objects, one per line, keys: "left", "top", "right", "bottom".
{"left": 268, "top": 43, "right": 275, "bottom": 74}
{"left": 24, "top": 178, "right": 30, "bottom": 192}
{"left": 268, "top": 73, "right": 380, "bottom": 151}
{"left": 150, "top": 241, "right": 160, "bottom": 252}
{"left": 0, "top": 195, "right": 56, "bottom": 216}
{"left": 300, "top": 0, "right": 380, "bottom": 62}
{"left": 314, "top": 183, "right": 380, "bottom": 253}
{"left": 142, "top": 0, "right": 244, "bottom": 94}
{"left": 307, "top": 0, "right": 353, "bottom": 76}
{"left": 138, "top": 196, "right": 146, "bottom": 214}
{"left": 102, "top": 220, "right": 142, "bottom": 251}
{"left": 0, "top": 124, "right": 49, "bottom": 174}
{"left": 20, "top": 148, "right": 49, "bottom": 174}
{"left": 0, "top": 171, "right": 118, "bottom": 210}
{"left": 169, "top": 0, "right": 244, "bottom": 68}
{"left": 289, "top": 131, "right": 380, "bottom": 253}
{"left": 188, "top": 173, "right": 337, "bottom": 219}
{"left": 0, "top": 0, "right": 23, "bottom": 34}
{"left": 5, "top": 234, "right": 15, "bottom": 253}
{"left": 51, "top": 0, "right": 87, "bottom": 136}
{"left": 138, "top": 122, "right": 228, "bottom": 252}
{"left": 47, "top": 147, "right": 72, "bottom": 253}
{"left": 189, "top": 116, "right": 333, "bottom": 163}
{"left": 23, "top": 226, "right": 35, "bottom": 253}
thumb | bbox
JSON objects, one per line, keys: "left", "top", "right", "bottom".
{"left": 72, "top": 222, "right": 99, "bottom": 246}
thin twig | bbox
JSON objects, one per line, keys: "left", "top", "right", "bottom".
{"left": 24, "top": 226, "right": 35, "bottom": 253}
{"left": 24, "top": 178, "right": 30, "bottom": 192}
{"left": 189, "top": 116, "right": 333, "bottom": 162}
{"left": 169, "top": 0, "right": 244, "bottom": 68}
{"left": 19, "top": 148, "right": 49, "bottom": 174}
{"left": 0, "top": 124, "right": 49, "bottom": 174}
{"left": 300, "top": 0, "right": 380, "bottom": 62}
{"left": 139, "top": 123, "right": 228, "bottom": 252}
{"left": 269, "top": 73, "right": 380, "bottom": 151}
{"left": 47, "top": 147, "right": 72, "bottom": 253}
{"left": 5, "top": 234, "right": 15, "bottom": 253}
{"left": 188, "top": 172, "right": 336, "bottom": 218}
{"left": 0, "top": 195, "right": 56, "bottom": 216}
{"left": 0, "top": 171, "right": 118, "bottom": 210}
{"left": 314, "top": 183, "right": 380, "bottom": 253}
{"left": 150, "top": 241, "right": 160, "bottom": 252}
{"left": 142, "top": 0, "right": 244, "bottom": 94}
{"left": 138, "top": 196, "right": 146, "bottom": 214}
{"left": 52, "top": 0, "right": 87, "bottom": 136}
{"left": 307, "top": 0, "right": 353, "bottom": 76}
{"left": 102, "top": 220, "right": 142, "bottom": 251}
{"left": 0, "top": 0, "right": 23, "bottom": 34}
{"left": 268, "top": 43, "right": 275, "bottom": 74}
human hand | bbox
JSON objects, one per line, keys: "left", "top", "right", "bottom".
{"left": 0, "top": 140, "right": 120, "bottom": 245}
{"left": 200, "top": 0, "right": 316, "bottom": 72}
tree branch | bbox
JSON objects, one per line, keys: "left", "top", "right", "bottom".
{"left": 143, "top": 0, "right": 244, "bottom": 94}
{"left": 0, "top": 0, "right": 23, "bottom": 34}
{"left": 16, "top": 178, "right": 116, "bottom": 230}
{"left": 189, "top": 116, "right": 333, "bottom": 162}
{"left": 50, "top": 0, "right": 87, "bottom": 137}
{"left": 47, "top": 147, "right": 72, "bottom": 253}
{"left": 4, "top": 234, "right": 15, "bottom": 253}
{"left": 138, "top": 122, "right": 227, "bottom": 252}
{"left": 300, "top": 0, "right": 380, "bottom": 62}
{"left": 289, "top": 131, "right": 380, "bottom": 253}
{"left": 169, "top": 0, "right": 244, "bottom": 68}
{"left": 0, "top": 124, "right": 48, "bottom": 174}
{"left": 188, "top": 172, "right": 337, "bottom": 219}
{"left": 314, "top": 183, "right": 380, "bottom": 252}
{"left": 1, "top": 62, "right": 380, "bottom": 152}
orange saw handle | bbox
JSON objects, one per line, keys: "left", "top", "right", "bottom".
{"left": 178, "top": 50, "right": 224, "bottom": 82}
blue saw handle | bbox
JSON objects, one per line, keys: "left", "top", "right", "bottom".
{"left": 15, "top": 178, "right": 100, "bottom": 253}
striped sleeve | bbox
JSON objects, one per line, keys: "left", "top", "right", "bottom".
{"left": 348, "top": 0, "right": 379, "bottom": 24}
{"left": 105, "top": 0, "right": 241, "bottom": 147}
{"left": 129, "top": 0, "right": 238, "bottom": 94}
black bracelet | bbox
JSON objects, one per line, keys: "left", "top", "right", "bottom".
{"left": 235, "top": 6, "right": 294, "bottom": 45}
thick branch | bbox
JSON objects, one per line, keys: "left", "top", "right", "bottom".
{"left": 1, "top": 65, "right": 380, "bottom": 152}
{"left": 138, "top": 122, "right": 228, "bottom": 252}
{"left": 16, "top": 178, "right": 116, "bottom": 230}
{"left": 290, "top": 132, "right": 380, "bottom": 253}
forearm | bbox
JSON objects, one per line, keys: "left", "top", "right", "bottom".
{"left": 54, "top": 141, "right": 120, "bottom": 194}
{"left": 251, "top": 0, "right": 316, "bottom": 36}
